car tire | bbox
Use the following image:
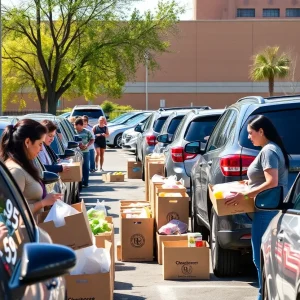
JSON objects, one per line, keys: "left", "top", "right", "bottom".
{"left": 190, "top": 182, "right": 209, "bottom": 240}
{"left": 114, "top": 133, "right": 123, "bottom": 148}
{"left": 142, "top": 160, "right": 145, "bottom": 181}
{"left": 210, "top": 208, "right": 240, "bottom": 277}
{"left": 136, "top": 149, "right": 140, "bottom": 162}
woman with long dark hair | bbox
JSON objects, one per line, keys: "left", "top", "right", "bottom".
{"left": 225, "top": 115, "right": 289, "bottom": 300}
{"left": 0, "top": 119, "right": 62, "bottom": 215}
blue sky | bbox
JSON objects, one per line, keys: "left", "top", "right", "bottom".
{"left": 2, "top": 0, "right": 194, "bottom": 20}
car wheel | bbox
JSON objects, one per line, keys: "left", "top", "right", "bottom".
{"left": 114, "top": 133, "right": 122, "bottom": 148}
{"left": 210, "top": 208, "right": 240, "bottom": 277}
{"left": 136, "top": 149, "right": 140, "bottom": 162}
{"left": 190, "top": 182, "right": 209, "bottom": 240}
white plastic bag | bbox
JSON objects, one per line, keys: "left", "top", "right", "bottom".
{"left": 44, "top": 200, "right": 79, "bottom": 227}
{"left": 162, "top": 175, "right": 180, "bottom": 189}
{"left": 151, "top": 174, "right": 165, "bottom": 183}
{"left": 94, "top": 199, "right": 107, "bottom": 216}
{"left": 70, "top": 245, "right": 111, "bottom": 275}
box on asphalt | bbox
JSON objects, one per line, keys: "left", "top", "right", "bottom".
{"left": 103, "top": 172, "right": 125, "bottom": 182}
{"left": 65, "top": 241, "right": 113, "bottom": 300}
{"left": 120, "top": 200, "right": 150, "bottom": 210}
{"left": 155, "top": 192, "right": 189, "bottom": 231}
{"left": 94, "top": 218, "right": 115, "bottom": 281}
{"left": 162, "top": 240, "right": 210, "bottom": 280}
{"left": 117, "top": 242, "right": 122, "bottom": 261}
{"left": 156, "top": 232, "right": 188, "bottom": 265}
{"left": 120, "top": 213, "right": 154, "bottom": 262}
{"left": 145, "top": 161, "right": 165, "bottom": 202}
{"left": 127, "top": 159, "right": 142, "bottom": 179}
{"left": 37, "top": 200, "right": 93, "bottom": 250}
{"left": 59, "top": 162, "right": 82, "bottom": 182}
{"left": 149, "top": 180, "right": 164, "bottom": 218}
{"left": 208, "top": 184, "right": 255, "bottom": 216}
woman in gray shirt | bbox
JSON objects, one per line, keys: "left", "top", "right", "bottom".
{"left": 225, "top": 115, "right": 289, "bottom": 300}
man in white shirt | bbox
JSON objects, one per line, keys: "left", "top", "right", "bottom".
{"left": 83, "top": 115, "right": 96, "bottom": 173}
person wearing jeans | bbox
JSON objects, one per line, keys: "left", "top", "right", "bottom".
{"left": 82, "top": 115, "right": 96, "bottom": 172}
{"left": 74, "top": 118, "right": 94, "bottom": 187}
{"left": 224, "top": 115, "right": 288, "bottom": 300}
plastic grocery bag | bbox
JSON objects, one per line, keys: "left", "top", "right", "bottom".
{"left": 94, "top": 199, "right": 107, "bottom": 216}
{"left": 162, "top": 175, "right": 180, "bottom": 189}
{"left": 44, "top": 200, "right": 79, "bottom": 227}
{"left": 70, "top": 244, "right": 111, "bottom": 275}
{"left": 213, "top": 181, "right": 249, "bottom": 199}
{"left": 87, "top": 200, "right": 107, "bottom": 220}
{"left": 158, "top": 220, "right": 188, "bottom": 235}
{"left": 151, "top": 174, "right": 165, "bottom": 183}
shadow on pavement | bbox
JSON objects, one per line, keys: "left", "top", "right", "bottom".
{"left": 115, "top": 265, "right": 137, "bottom": 272}
{"left": 114, "top": 293, "right": 146, "bottom": 300}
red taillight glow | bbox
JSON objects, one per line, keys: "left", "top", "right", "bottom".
{"left": 171, "top": 147, "right": 197, "bottom": 163}
{"left": 220, "top": 155, "right": 255, "bottom": 177}
{"left": 146, "top": 135, "right": 157, "bottom": 146}
{"left": 240, "top": 234, "right": 252, "bottom": 240}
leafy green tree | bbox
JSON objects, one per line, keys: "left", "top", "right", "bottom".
{"left": 250, "top": 46, "right": 290, "bottom": 96}
{"left": 2, "top": 0, "right": 184, "bottom": 113}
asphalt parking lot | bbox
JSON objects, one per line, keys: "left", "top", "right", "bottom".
{"left": 80, "top": 148, "right": 259, "bottom": 300}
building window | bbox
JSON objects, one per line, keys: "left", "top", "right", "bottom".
{"left": 237, "top": 9, "right": 255, "bottom": 18}
{"left": 263, "top": 9, "right": 280, "bottom": 17}
{"left": 286, "top": 8, "right": 300, "bottom": 17}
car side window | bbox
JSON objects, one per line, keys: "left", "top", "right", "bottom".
{"left": 206, "top": 110, "right": 237, "bottom": 152}
{"left": 142, "top": 114, "right": 153, "bottom": 131}
{"left": 0, "top": 166, "right": 32, "bottom": 278}
{"left": 173, "top": 114, "right": 189, "bottom": 141}
{"left": 290, "top": 176, "right": 300, "bottom": 210}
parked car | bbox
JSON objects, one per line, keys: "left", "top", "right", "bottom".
{"left": 70, "top": 105, "right": 106, "bottom": 126}
{"left": 255, "top": 174, "right": 300, "bottom": 300}
{"left": 58, "top": 111, "right": 71, "bottom": 119}
{"left": 185, "top": 95, "right": 300, "bottom": 277}
{"left": 162, "top": 109, "right": 223, "bottom": 193}
{"left": 107, "top": 111, "right": 139, "bottom": 126}
{"left": 154, "top": 109, "right": 193, "bottom": 154}
{"left": 121, "top": 116, "right": 150, "bottom": 153}
{"left": 0, "top": 160, "right": 76, "bottom": 299}
{"left": 106, "top": 112, "right": 152, "bottom": 148}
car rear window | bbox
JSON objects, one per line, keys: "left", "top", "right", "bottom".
{"left": 153, "top": 116, "right": 168, "bottom": 133}
{"left": 167, "top": 116, "right": 184, "bottom": 134}
{"left": 239, "top": 109, "right": 300, "bottom": 154}
{"left": 72, "top": 109, "right": 103, "bottom": 119}
{"left": 184, "top": 116, "right": 220, "bottom": 142}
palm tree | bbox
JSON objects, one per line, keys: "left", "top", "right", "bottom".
{"left": 250, "top": 46, "right": 290, "bottom": 96}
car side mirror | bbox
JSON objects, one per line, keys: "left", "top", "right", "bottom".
{"left": 19, "top": 243, "right": 76, "bottom": 285}
{"left": 134, "top": 124, "right": 143, "bottom": 133}
{"left": 157, "top": 133, "right": 169, "bottom": 143}
{"left": 255, "top": 186, "right": 284, "bottom": 210}
{"left": 185, "top": 141, "right": 204, "bottom": 155}
{"left": 42, "top": 171, "right": 59, "bottom": 184}
{"left": 73, "top": 135, "right": 82, "bottom": 142}
{"left": 68, "top": 141, "right": 79, "bottom": 149}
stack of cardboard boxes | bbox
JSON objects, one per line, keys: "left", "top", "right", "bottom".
{"left": 37, "top": 201, "right": 115, "bottom": 300}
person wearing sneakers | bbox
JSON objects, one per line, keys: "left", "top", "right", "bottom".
{"left": 82, "top": 115, "right": 96, "bottom": 173}
{"left": 74, "top": 118, "right": 94, "bottom": 187}
{"left": 93, "top": 116, "right": 109, "bottom": 172}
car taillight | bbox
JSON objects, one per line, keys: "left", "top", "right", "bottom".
{"left": 171, "top": 146, "right": 197, "bottom": 163}
{"left": 220, "top": 155, "right": 255, "bottom": 177}
{"left": 146, "top": 135, "right": 157, "bottom": 146}
{"left": 240, "top": 234, "right": 252, "bottom": 240}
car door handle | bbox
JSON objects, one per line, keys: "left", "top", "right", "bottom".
{"left": 208, "top": 161, "right": 213, "bottom": 166}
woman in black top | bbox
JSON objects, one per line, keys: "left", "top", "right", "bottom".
{"left": 93, "top": 116, "right": 109, "bottom": 172}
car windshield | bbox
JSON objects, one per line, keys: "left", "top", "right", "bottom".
{"left": 124, "top": 114, "right": 150, "bottom": 126}
{"left": 72, "top": 109, "right": 103, "bottom": 119}
{"left": 153, "top": 116, "right": 168, "bottom": 133}
{"left": 167, "top": 116, "right": 184, "bottom": 134}
{"left": 110, "top": 113, "right": 135, "bottom": 124}
{"left": 239, "top": 109, "right": 300, "bottom": 154}
{"left": 184, "top": 116, "right": 220, "bottom": 142}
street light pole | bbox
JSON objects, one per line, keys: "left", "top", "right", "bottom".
{"left": 144, "top": 51, "right": 149, "bottom": 110}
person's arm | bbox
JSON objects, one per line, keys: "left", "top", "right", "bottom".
{"left": 103, "top": 127, "right": 109, "bottom": 137}
{"left": 86, "top": 131, "right": 95, "bottom": 148}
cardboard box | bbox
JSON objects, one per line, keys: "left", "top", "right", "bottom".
{"left": 162, "top": 240, "right": 210, "bottom": 280}
{"left": 120, "top": 200, "right": 150, "bottom": 210}
{"left": 37, "top": 200, "right": 93, "bottom": 250}
{"left": 155, "top": 193, "right": 189, "bottom": 230}
{"left": 65, "top": 241, "right": 113, "bottom": 300}
{"left": 208, "top": 184, "right": 255, "bottom": 216}
{"left": 145, "top": 161, "right": 165, "bottom": 202}
{"left": 117, "top": 242, "right": 122, "bottom": 261}
{"left": 149, "top": 180, "right": 164, "bottom": 218}
{"left": 103, "top": 173, "right": 125, "bottom": 182}
{"left": 127, "top": 160, "right": 142, "bottom": 179}
{"left": 59, "top": 162, "right": 82, "bottom": 182}
{"left": 120, "top": 214, "right": 154, "bottom": 261}
{"left": 156, "top": 232, "right": 188, "bottom": 265}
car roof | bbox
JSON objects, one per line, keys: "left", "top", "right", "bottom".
{"left": 0, "top": 120, "right": 13, "bottom": 129}
{"left": 73, "top": 105, "right": 102, "bottom": 109}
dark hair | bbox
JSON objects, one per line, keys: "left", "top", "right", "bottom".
{"left": 41, "top": 119, "right": 57, "bottom": 133}
{"left": 248, "top": 115, "right": 289, "bottom": 168}
{"left": 75, "top": 118, "right": 84, "bottom": 126}
{"left": 0, "top": 119, "right": 48, "bottom": 181}
{"left": 82, "top": 115, "right": 89, "bottom": 122}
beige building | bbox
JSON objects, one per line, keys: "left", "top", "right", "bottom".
{"left": 6, "top": 1, "right": 300, "bottom": 111}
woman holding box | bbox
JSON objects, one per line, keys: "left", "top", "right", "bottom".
{"left": 0, "top": 119, "right": 63, "bottom": 215}
{"left": 225, "top": 115, "right": 289, "bottom": 300}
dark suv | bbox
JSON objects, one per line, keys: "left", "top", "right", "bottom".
{"left": 186, "top": 95, "right": 300, "bottom": 277}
